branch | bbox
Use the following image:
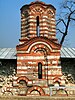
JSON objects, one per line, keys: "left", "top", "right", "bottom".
{"left": 56, "top": 18, "right": 66, "bottom": 27}
{"left": 70, "top": 17, "right": 75, "bottom": 21}
{"left": 60, "top": 19, "right": 67, "bottom": 27}
{"left": 56, "top": 29, "right": 64, "bottom": 34}
{"left": 70, "top": 10, "right": 75, "bottom": 16}
{"left": 60, "top": 13, "right": 71, "bottom": 45}
{"left": 57, "top": 1, "right": 75, "bottom": 45}
{"left": 56, "top": 20, "right": 61, "bottom": 26}
{"left": 64, "top": 5, "right": 72, "bottom": 12}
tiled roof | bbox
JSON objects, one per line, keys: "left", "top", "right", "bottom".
{"left": 0, "top": 48, "right": 75, "bottom": 59}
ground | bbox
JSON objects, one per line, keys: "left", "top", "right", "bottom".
{"left": 0, "top": 96, "right": 75, "bottom": 100}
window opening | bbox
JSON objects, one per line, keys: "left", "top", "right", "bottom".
{"left": 38, "top": 62, "right": 42, "bottom": 79}
{"left": 36, "top": 16, "right": 40, "bottom": 36}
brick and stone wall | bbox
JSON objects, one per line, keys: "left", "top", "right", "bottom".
{"left": 20, "top": 1, "right": 57, "bottom": 44}
{"left": 0, "top": 58, "right": 75, "bottom": 96}
{"left": 16, "top": 1, "right": 64, "bottom": 96}
{"left": 0, "top": 1, "right": 75, "bottom": 96}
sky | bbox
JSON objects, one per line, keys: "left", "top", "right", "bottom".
{"left": 0, "top": 0, "right": 75, "bottom": 48}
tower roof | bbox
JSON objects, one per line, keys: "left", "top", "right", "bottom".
{"left": 20, "top": 1, "right": 56, "bottom": 11}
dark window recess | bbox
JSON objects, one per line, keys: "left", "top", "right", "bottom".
{"left": 38, "top": 62, "right": 42, "bottom": 79}
{"left": 36, "top": 16, "right": 40, "bottom": 36}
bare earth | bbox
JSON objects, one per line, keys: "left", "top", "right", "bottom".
{"left": 0, "top": 96, "right": 75, "bottom": 100}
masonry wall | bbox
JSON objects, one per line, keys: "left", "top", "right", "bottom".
{"left": 16, "top": 1, "right": 64, "bottom": 96}
{"left": 0, "top": 59, "right": 75, "bottom": 96}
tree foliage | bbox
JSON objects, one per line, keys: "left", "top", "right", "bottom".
{"left": 56, "top": 0, "right": 75, "bottom": 45}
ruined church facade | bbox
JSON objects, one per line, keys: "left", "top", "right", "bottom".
{"left": 15, "top": 1, "right": 65, "bottom": 96}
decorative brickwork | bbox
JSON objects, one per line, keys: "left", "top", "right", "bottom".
{"left": 16, "top": 1, "right": 64, "bottom": 96}
{"left": 0, "top": 1, "right": 75, "bottom": 96}
{"left": 26, "top": 85, "right": 45, "bottom": 96}
{"left": 17, "top": 76, "right": 29, "bottom": 84}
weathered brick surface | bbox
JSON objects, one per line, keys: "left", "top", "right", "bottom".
{"left": 16, "top": 1, "right": 64, "bottom": 96}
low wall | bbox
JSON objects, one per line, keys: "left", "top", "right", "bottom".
{"left": 0, "top": 96, "right": 75, "bottom": 100}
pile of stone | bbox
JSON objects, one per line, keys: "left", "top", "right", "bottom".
{"left": 63, "top": 72, "right": 75, "bottom": 84}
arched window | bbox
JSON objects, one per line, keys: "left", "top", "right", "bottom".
{"left": 38, "top": 62, "right": 42, "bottom": 79}
{"left": 36, "top": 16, "right": 40, "bottom": 36}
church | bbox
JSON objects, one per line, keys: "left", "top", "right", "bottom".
{"left": 0, "top": 1, "right": 75, "bottom": 96}
{"left": 16, "top": 1, "right": 64, "bottom": 96}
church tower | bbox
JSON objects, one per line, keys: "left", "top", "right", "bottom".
{"left": 16, "top": 1, "right": 65, "bottom": 96}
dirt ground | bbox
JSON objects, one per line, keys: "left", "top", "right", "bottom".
{"left": 0, "top": 96, "right": 75, "bottom": 100}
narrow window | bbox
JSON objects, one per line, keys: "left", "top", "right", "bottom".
{"left": 38, "top": 62, "right": 42, "bottom": 79}
{"left": 36, "top": 16, "right": 40, "bottom": 36}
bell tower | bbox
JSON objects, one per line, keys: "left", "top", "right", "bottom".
{"left": 20, "top": 1, "right": 57, "bottom": 44}
{"left": 16, "top": 1, "right": 65, "bottom": 96}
